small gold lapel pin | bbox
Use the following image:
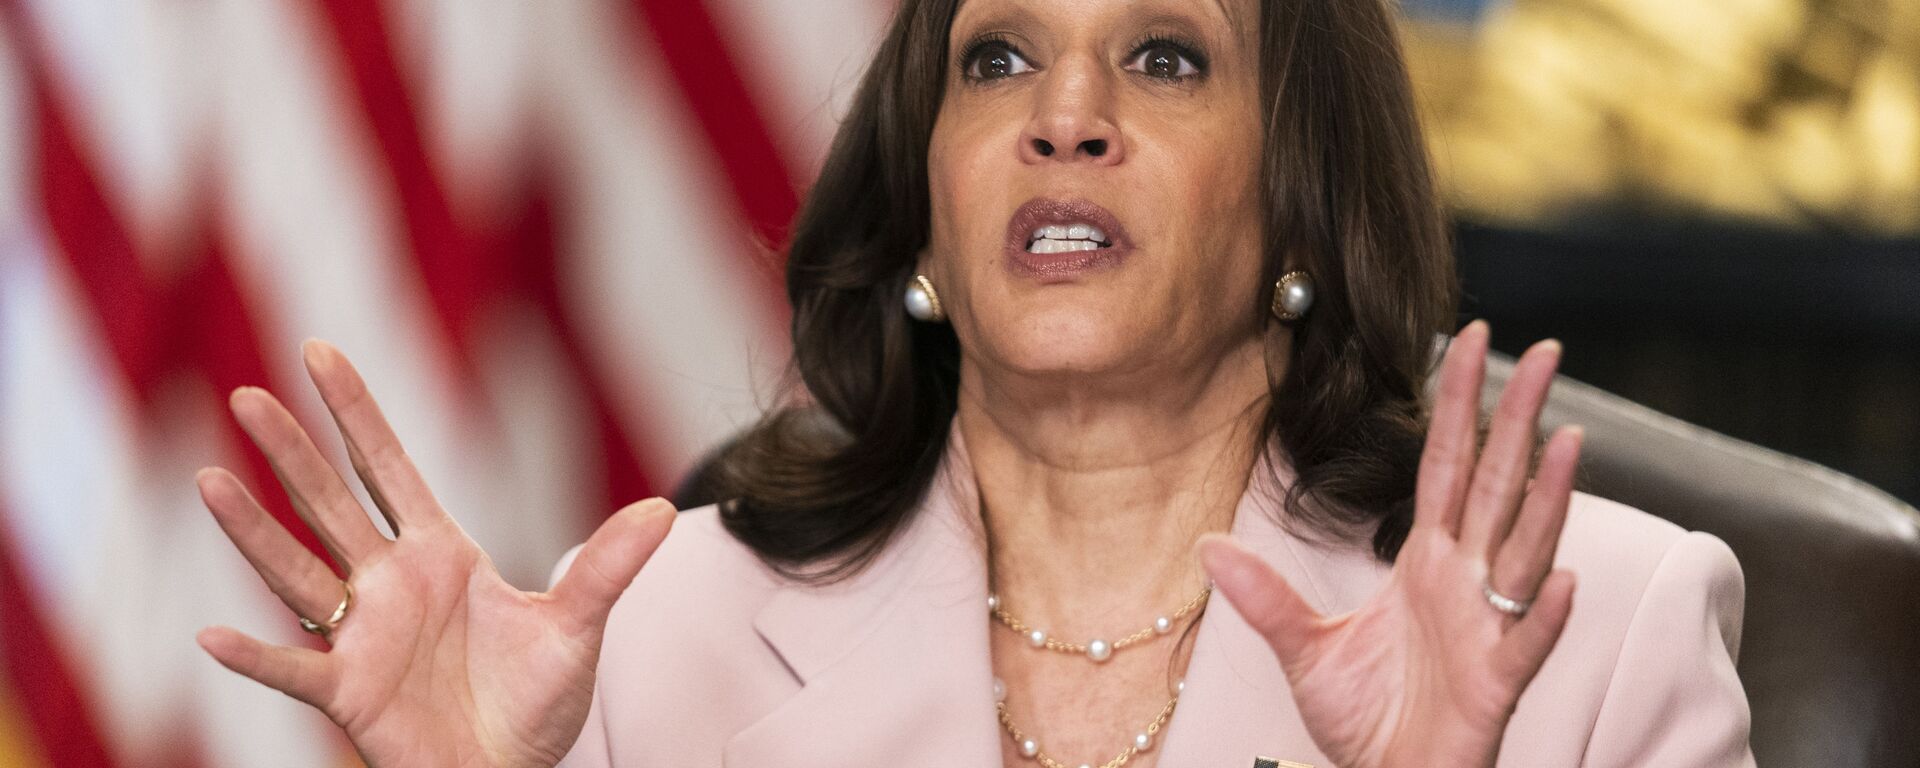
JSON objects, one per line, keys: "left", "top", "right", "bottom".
{"left": 1253, "top": 759, "right": 1314, "bottom": 768}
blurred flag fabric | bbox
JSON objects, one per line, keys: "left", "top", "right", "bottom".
{"left": 0, "top": 1, "right": 889, "bottom": 765}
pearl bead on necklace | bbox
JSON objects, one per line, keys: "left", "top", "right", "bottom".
{"left": 994, "top": 673, "right": 1184, "bottom": 768}
{"left": 989, "top": 587, "right": 1212, "bottom": 767}
{"left": 988, "top": 583, "right": 1212, "bottom": 663}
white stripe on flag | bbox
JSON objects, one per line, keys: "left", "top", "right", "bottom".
{"left": 536, "top": 0, "right": 788, "bottom": 484}
{"left": 20, "top": 0, "right": 206, "bottom": 255}
{"left": 706, "top": 0, "right": 892, "bottom": 181}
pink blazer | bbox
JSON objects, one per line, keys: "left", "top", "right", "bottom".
{"left": 557, "top": 425, "right": 1755, "bottom": 767}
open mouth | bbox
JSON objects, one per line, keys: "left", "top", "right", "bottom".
{"left": 1025, "top": 223, "right": 1114, "bottom": 254}
{"left": 1003, "top": 198, "right": 1134, "bottom": 280}
{"left": 1006, "top": 196, "right": 1121, "bottom": 257}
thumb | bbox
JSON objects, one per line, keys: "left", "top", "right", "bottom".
{"left": 549, "top": 498, "right": 677, "bottom": 632}
{"left": 1199, "top": 533, "right": 1321, "bottom": 666}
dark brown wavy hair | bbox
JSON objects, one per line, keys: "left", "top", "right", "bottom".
{"left": 712, "top": 0, "right": 1456, "bottom": 581}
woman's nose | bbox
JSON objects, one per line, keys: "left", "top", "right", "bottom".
{"left": 1019, "top": 61, "right": 1125, "bottom": 166}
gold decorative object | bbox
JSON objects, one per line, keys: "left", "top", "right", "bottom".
{"left": 1398, "top": 0, "right": 1919, "bottom": 234}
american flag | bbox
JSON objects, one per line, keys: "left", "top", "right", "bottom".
{"left": 0, "top": 1, "right": 892, "bottom": 765}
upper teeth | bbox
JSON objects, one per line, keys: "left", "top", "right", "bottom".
{"left": 1028, "top": 223, "right": 1109, "bottom": 253}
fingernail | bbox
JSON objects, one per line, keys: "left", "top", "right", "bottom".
{"left": 1196, "top": 536, "right": 1245, "bottom": 585}
{"left": 195, "top": 626, "right": 225, "bottom": 653}
{"left": 1194, "top": 532, "right": 1231, "bottom": 556}
{"left": 622, "top": 498, "right": 678, "bottom": 525}
{"left": 1562, "top": 424, "right": 1585, "bottom": 445}
{"left": 227, "top": 386, "right": 265, "bottom": 411}
{"left": 645, "top": 501, "right": 677, "bottom": 524}
{"left": 301, "top": 339, "right": 331, "bottom": 370}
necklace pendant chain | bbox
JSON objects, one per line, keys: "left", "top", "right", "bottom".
{"left": 995, "top": 679, "right": 1185, "bottom": 768}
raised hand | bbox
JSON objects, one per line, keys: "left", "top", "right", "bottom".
{"left": 195, "top": 341, "right": 675, "bottom": 768}
{"left": 1199, "top": 320, "right": 1582, "bottom": 768}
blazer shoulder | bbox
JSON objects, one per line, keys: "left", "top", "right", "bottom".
{"left": 1498, "top": 490, "right": 1752, "bottom": 765}
{"left": 1557, "top": 495, "right": 1754, "bottom": 765}
{"left": 1547, "top": 490, "right": 1745, "bottom": 656}
{"left": 1553, "top": 490, "right": 1740, "bottom": 602}
{"left": 594, "top": 502, "right": 782, "bottom": 627}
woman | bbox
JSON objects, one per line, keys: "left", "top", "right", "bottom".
{"left": 193, "top": 0, "right": 1754, "bottom": 765}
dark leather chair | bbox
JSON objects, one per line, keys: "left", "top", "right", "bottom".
{"left": 1478, "top": 350, "right": 1920, "bottom": 768}
{"left": 675, "top": 351, "right": 1920, "bottom": 766}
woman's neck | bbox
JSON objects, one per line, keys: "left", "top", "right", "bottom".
{"left": 957, "top": 334, "right": 1276, "bottom": 629}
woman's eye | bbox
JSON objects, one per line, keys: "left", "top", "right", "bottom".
{"left": 963, "top": 41, "right": 1034, "bottom": 81}
{"left": 1126, "top": 43, "right": 1202, "bottom": 80}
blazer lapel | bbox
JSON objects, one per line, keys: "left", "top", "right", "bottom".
{"left": 724, "top": 431, "right": 1002, "bottom": 768}
{"left": 1154, "top": 454, "right": 1391, "bottom": 768}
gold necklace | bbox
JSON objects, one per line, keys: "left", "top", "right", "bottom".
{"left": 988, "top": 583, "right": 1213, "bottom": 662}
{"left": 994, "top": 677, "right": 1185, "bottom": 768}
{"left": 987, "top": 584, "right": 1211, "bottom": 767}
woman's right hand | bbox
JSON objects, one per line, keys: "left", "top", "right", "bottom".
{"left": 195, "top": 340, "right": 675, "bottom": 768}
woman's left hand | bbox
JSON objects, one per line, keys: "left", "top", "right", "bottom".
{"left": 1200, "top": 320, "right": 1583, "bottom": 768}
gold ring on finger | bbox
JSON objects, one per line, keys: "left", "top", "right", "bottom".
{"left": 1482, "top": 581, "right": 1531, "bottom": 617}
{"left": 298, "top": 580, "right": 354, "bottom": 638}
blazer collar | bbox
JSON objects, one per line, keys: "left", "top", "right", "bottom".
{"left": 726, "top": 425, "right": 1000, "bottom": 767}
{"left": 726, "top": 422, "right": 1388, "bottom": 768}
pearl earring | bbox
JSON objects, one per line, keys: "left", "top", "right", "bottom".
{"left": 1271, "top": 270, "right": 1314, "bottom": 321}
{"left": 904, "top": 274, "right": 946, "bottom": 322}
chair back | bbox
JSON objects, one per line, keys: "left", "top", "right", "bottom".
{"left": 1481, "top": 350, "right": 1920, "bottom": 767}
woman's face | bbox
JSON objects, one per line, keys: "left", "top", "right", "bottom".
{"left": 927, "top": 0, "right": 1267, "bottom": 385}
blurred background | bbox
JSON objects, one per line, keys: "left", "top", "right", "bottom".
{"left": 0, "top": 0, "right": 1912, "bottom": 766}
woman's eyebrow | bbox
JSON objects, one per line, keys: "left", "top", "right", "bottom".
{"left": 951, "top": 2, "right": 1040, "bottom": 41}
{"left": 1132, "top": 1, "right": 1239, "bottom": 42}
{"left": 1152, "top": 0, "right": 1242, "bottom": 28}
{"left": 1132, "top": 10, "right": 1229, "bottom": 51}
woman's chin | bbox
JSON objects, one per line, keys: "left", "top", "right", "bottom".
{"left": 972, "top": 307, "right": 1159, "bottom": 379}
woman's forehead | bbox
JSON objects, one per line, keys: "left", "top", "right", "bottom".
{"left": 952, "top": 0, "right": 1249, "bottom": 31}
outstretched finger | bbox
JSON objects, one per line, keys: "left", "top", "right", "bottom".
{"left": 302, "top": 340, "right": 444, "bottom": 533}
{"left": 1459, "top": 339, "right": 1562, "bottom": 560}
{"left": 548, "top": 498, "right": 678, "bottom": 634}
{"left": 1489, "top": 426, "right": 1582, "bottom": 613}
{"left": 197, "top": 467, "right": 349, "bottom": 625}
{"left": 1491, "top": 569, "right": 1576, "bottom": 690}
{"left": 229, "top": 387, "right": 389, "bottom": 566}
{"left": 1199, "top": 534, "right": 1322, "bottom": 667}
{"left": 197, "top": 626, "right": 335, "bottom": 707}
{"left": 1414, "top": 320, "right": 1489, "bottom": 538}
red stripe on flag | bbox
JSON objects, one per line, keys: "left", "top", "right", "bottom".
{"left": 0, "top": 512, "right": 117, "bottom": 768}
{"left": 0, "top": 5, "right": 347, "bottom": 764}
{"left": 307, "top": 0, "right": 493, "bottom": 383}
{"left": 0, "top": 4, "right": 364, "bottom": 760}
{"left": 503, "top": 166, "right": 660, "bottom": 510}
{"left": 0, "top": 8, "right": 161, "bottom": 405}
{"left": 170, "top": 195, "right": 352, "bottom": 582}
{"left": 308, "top": 0, "right": 667, "bottom": 513}
{"left": 628, "top": 0, "right": 798, "bottom": 299}
{"left": 0, "top": 1, "right": 335, "bottom": 578}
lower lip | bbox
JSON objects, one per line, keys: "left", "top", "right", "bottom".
{"left": 1005, "top": 243, "right": 1131, "bottom": 281}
